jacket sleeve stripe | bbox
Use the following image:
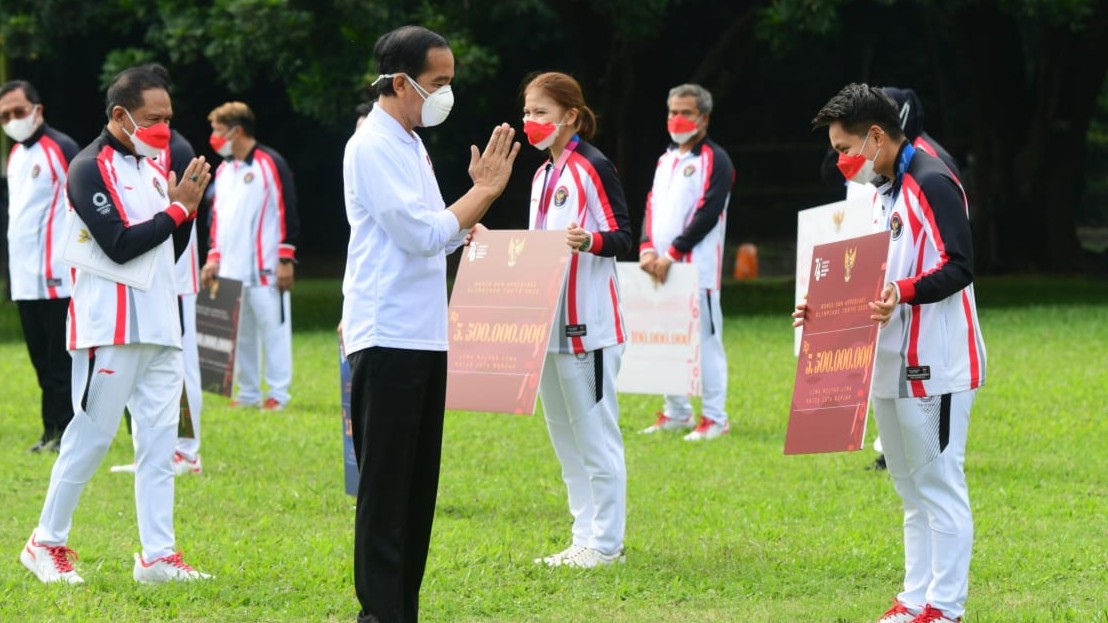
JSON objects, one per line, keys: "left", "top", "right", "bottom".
{"left": 256, "top": 151, "right": 287, "bottom": 242}
{"left": 961, "top": 290, "right": 982, "bottom": 387}
{"left": 38, "top": 139, "right": 68, "bottom": 298}
{"left": 96, "top": 146, "right": 130, "bottom": 227}
{"left": 585, "top": 164, "right": 619, "bottom": 232}
{"left": 608, "top": 277, "right": 624, "bottom": 344}
{"left": 256, "top": 182, "right": 271, "bottom": 286}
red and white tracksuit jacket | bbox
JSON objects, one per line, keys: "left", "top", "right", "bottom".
{"left": 207, "top": 143, "right": 299, "bottom": 285}
{"left": 874, "top": 143, "right": 986, "bottom": 399}
{"left": 640, "top": 136, "right": 734, "bottom": 291}
{"left": 6, "top": 124, "right": 80, "bottom": 301}
{"left": 528, "top": 138, "right": 632, "bottom": 355}
{"left": 65, "top": 129, "right": 195, "bottom": 350}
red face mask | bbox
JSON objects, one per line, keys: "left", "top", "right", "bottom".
{"left": 667, "top": 115, "right": 700, "bottom": 144}
{"left": 135, "top": 123, "right": 171, "bottom": 150}
{"left": 666, "top": 115, "right": 697, "bottom": 134}
{"left": 209, "top": 133, "right": 227, "bottom": 153}
{"left": 122, "top": 108, "right": 170, "bottom": 156}
{"left": 836, "top": 131, "right": 876, "bottom": 183}
{"left": 524, "top": 119, "right": 559, "bottom": 148}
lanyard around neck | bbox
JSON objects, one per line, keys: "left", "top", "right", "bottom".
{"left": 536, "top": 136, "right": 580, "bottom": 230}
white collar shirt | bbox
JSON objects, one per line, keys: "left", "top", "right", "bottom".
{"left": 341, "top": 105, "right": 466, "bottom": 353}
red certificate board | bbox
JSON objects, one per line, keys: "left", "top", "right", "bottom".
{"left": 445, "top": 230, "right": 570, "bottom": 414}
{"left": 785, "top": 231, "right": 890, "bottom": 454}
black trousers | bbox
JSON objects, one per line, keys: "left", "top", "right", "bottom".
{"left": 17, "top": 298, "right": 73, "bottom": 436}
{"left": 349, "top": 347, "right": 447, "bottom": 623}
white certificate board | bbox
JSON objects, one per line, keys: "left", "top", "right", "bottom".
{"left": 61, "top": 211, "right": 158, "bottom": 291}
{"left": 616, "top": 262, "right": 701, "bottom": 396}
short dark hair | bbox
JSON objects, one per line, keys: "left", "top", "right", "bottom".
{"left": 104, "top": 67, "right": 169, "bottom": 119}
{"left": 812, "top": 83, "right": 905, "bottom": 140}
{"left": 373, "top": 25, "right": 450, "bottom": 97}
{"left": 0, "top": 80, "right": 41, "bottom": 105}
{"left": 139, "top": 63, "right": 173, "bottom": 90}
{"left": 355, "top": 101, "right": 373, "bottom": 118}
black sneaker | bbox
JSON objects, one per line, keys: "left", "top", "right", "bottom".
{"left": 867, "top": 454, "right": 887, "bottom": 471}
{"left": 29, "top": 431, "right": 62, "bottom": 454}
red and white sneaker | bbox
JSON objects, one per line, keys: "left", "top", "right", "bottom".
{"left": 228, "top": 399, "right": 260, "bottom": 409}
{"left": 262, "top": 397, "right": 286, "bottom": 411}
{"left": 639, "top": 412, "right": 695, "bottom": 434}
{"left": 20, "top": 531, "right": 83, "bottom": 584}
{"left": 910, "top": 605, "right": 961, "bottom": 623}
{"left": 683, "top": 415, "right": 730, "bottom": 441}
{"left": 876, "top": 599, "right": 917, "bottom": 623}
{"left": 133, "top": 551, "right": 213, "bottom": 583}
{"left": 172, "top": 452, "right": 202, "bottom": 476}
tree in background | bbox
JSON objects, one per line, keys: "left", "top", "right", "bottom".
{"left": 761, "top": 0, "right": 1108, "bottom": 271}
{"left": 4, "top": 0, "right": 1106, "bottom": 272}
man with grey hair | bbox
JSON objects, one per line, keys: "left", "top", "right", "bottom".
{"left": 639, "top": 83, "right": 736, "bottom": 441}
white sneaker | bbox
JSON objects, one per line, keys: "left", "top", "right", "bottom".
{"left": 640, "top": 412, "right": 695, "bottom": 434}
{"left": 20, "top": 531, "right": 84, "bottom": 584}
{"left": 172, "top": 452, "right": 202, "bottom": 476}
{"left": 557, "top": 546, "right": 625, "bottom": 569}
{"left": 133, "top": 552, "right": 213, "bottom": 583}
{"left": 683, "top": 415, "right": 730, "bottom": 441}
{"left": 534, "top": 544, "right": 586, "bottom": 566}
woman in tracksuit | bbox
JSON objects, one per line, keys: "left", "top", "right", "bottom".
{"left": 522, "top": 72, "right": 633, "bottom": 569}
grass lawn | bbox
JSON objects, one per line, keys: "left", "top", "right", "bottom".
{"left": 0, "top": 276, "right": 1105, "bottom": 622}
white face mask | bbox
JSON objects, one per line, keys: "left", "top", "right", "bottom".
{"left": 374, "top": 73, "right": 454, "bottom": 127}
{"left": 850, "top": 153, "right": 880, "bottom": 185}
{"left": 2, "top": 105, "right": 40, "bottom": 142}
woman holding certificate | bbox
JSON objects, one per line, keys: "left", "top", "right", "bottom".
{"left": 522, "top": 72, "right": 633, "bottom": 569}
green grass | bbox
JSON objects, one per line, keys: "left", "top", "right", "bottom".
{"left": 1, "top": 277, "right": 1106, "bottom": 622}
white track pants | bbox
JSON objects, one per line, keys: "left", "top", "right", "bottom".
{"left": 235, "top": 285, "right": 292, "bottom": 405}
{"left": 873, "top": 391, "right": 975, "bottom": 619}
{"left": 37, "top": 344, "right": 182, "bottom": 560}
{"left": 177, "top": 293, "right": 202, "bottom": 459}
{"left": 539, "top": 344, "right": 626, "bottom": 555}
{"left": 664, "top": 288, "right": 728, "bottom": 424}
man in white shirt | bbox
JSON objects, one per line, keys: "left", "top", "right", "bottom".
{"left": 2, "top": 79, "right": 80, "bottom": 452}
{"left": 341, "top": 25, "right": 519, "bottom": 623}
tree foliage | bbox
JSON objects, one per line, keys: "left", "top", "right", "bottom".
{"left": 1, "top": 0, "right": 501, "bottom": 121}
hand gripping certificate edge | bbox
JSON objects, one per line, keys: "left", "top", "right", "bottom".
{"left": 60, "top": 211, "right": 158, "bottom": 291}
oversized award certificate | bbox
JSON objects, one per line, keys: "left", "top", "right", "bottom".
{"left": 445, "top": 230, "right": 570, "bottom": 414}
{"left": 615, "top": 262, "right": 701, "bottom": 396}
{"left": 785, "top": 231, "right": 890, "bottom": 455}
{"left": 61, "top": 211, "right": 158, "bottom": 291}
{"left": 794, "top": 196, "right": 875, "bottom": 355}
{"left": 195, "top": 278, "right": 243, "bottom": 396}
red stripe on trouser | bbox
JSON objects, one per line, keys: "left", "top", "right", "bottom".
{"left": 114, "top": 283, "right": 127, "bottom": 344}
